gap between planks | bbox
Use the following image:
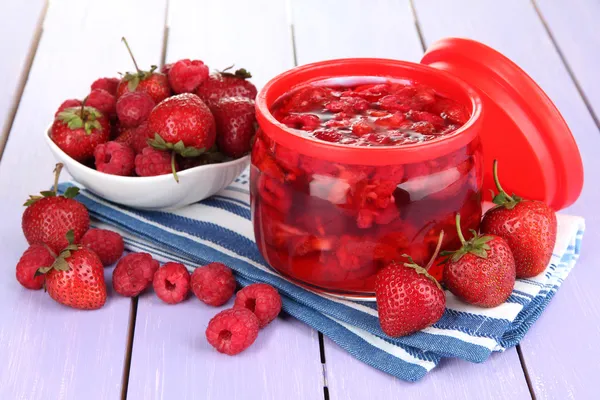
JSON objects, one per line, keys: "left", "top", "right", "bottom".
{"left": 0, "top": 0, "right": 49, "bottom": 162}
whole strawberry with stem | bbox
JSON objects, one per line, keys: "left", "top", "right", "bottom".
{"left": 50, "top": 99, "right": 110, "bottom": 162}
{"left": 443, "top": 214, "right": 516, "bottom": 308}
{"left": 22, "top": 164, "right": 90, "bottom": 254}
{"left": 481, "top": 160, "right": 557, "bottom": 278}
{"left": 37, "top": 231, "right": 107, "bottom": 310}
{"left": 212, "top": 96, "right": 257, "bottom": 158}
{"left": 196, "top": 66, "right": 257, "bottom": 108}
{"left": 116, "top": 37, "right": 171, "bottom": 103}
{"left": 375, "top": 231, "right": 446, "bottom": 337}
{"left": 147, "top": 93, "right": 215, "bottom": 182}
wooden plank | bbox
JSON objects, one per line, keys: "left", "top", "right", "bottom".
{"left": 0, "top": 0, "right": 167, "bottom": 398}
{"left": 126, "top": 2, "right": 323, "bottom": 399}
{"left": 290, "top": 0, "right": 531, "bottom": 395}
{"left": 535, "top": 0, "right": 600, "bottom": 125}
{"left": 324, "top": 338, "right": 531, "bottom": 400}
{"left": 0, "top": 0, "right": 46, "bottom": 156}
{"left": 413, "top": 1, "right": 600, "bottom": 399}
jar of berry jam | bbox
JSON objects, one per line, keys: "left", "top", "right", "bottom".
{"left": 251, "top": 38, "right": 583, "bottom": 296}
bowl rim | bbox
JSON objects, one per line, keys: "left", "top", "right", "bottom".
{"left": 45, "top": 123, "right": 250, "bottom": 184}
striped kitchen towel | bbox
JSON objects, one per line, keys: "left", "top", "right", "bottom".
{"left": 58, "top": 172, "right": 585, "bottom": 382}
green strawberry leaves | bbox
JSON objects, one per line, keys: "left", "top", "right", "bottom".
{"left": 35, "top": 230, "right": 78, "bottom": 277}
{"left": 220, "top": 65, "right": 252, "bottom": 80}
{"left": 148, "top": 133, "right": 206, "bottom": 157}
{"left": 56, "top": 106, "right": 104, "bottom": 135}
{"left": 441, "top": 214, "right": 494, "bottom": 263}
{"left": 489, "top": 160, "right": 523, "bottom": 210}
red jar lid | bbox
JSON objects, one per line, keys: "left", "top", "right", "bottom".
{"left": 421, "top": 38, "right": 583, "bottom": 210}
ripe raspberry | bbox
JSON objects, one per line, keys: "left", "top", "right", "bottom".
{"left": 168, "top": 59, "right": 209, "bottom": 94}
{"left": 55, "top": 99, "right": 82, "bottom": 116}
{"left": 135, "top": 147, "right": 176, "bottom": 177}
{"left": 16, "top": 244, "right": 55, "bottom": 290}
{"left": 91, "top": 77, "right": 120, "bottom": 96}
{"left": 113, "top": 252, "right": 159, "bottom": 297}
{"left": 313, "top": 128, "right": 343, "bottom": 143}
{"left": 161, "top": 63, "right": 173, "bottom": 75}
{"left": 81, "top": 228, "right": 125, "bottom": 266}
{"left": 191, "top": 263, "right": 236, "bottom": 306}
{"left": 94, "top": 141, "right": 135, "bottom": 176}
{"left": 280, "top": 114, "right": 320, "bottom": 131}
{"left": 116, "top": 91, "right": 155, "bottom": 128}
{"left": 205, "top": 308, "right": 259, "bottom": 355}
{"left": 87, "top": 89, "right": 116, "bottom": 118}
{"left": 234, "top": 283, "right": 282, "bottom": 328}
{"left": 153, "top": 262, "right": 190, "bottom": 304}
{"left": 116, "top": 121, "right": 151, "bottom": 154}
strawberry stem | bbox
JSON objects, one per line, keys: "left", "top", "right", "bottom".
{"left": 425, "top": 230, "right": 444, "bottom": 271}
{"left": 455, "top": 213, "right": 466, "bottom": 246}
{"left": 171, "top": 152, "right": 179, "bottom": 183}
{"left": 52, "top": 163, "right": 63, "bottom": 195}
{"left": 122, "top": 37, "right": 141, "bottom": 73}
{"left": 493, "top": 160, "right": 514, "bottom": 202}
{"left": 80, "top": 96, "right": 88, "bottom": 118}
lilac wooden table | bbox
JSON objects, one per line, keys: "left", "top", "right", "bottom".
{"left": 0, "top": 1, "right": 597, "bottom": 399}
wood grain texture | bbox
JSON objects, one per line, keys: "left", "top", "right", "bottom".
{"left": 323, "top": 337, "right": 531, "bottom": 400}
{"left": 535, "top": 0, "right": 600, "bottom": 123}
{"left": 291, "top": 0, "right": 531, "bottom": 396}
{"left": 0, "top": 0, "right": 46, "bottom": 151}
{"left": 413, "top": 1, "right": 600, "bottom": 399}
{"left": 291, "top": 0, "right": 424, "bottom": 64}
{"left": 126, "top": 2, "right": 323, "bottom": 399}
{"left": 128, "top": 294, "right": 324, "bottom": 400}
{"left": 0, "top": 0, "right": 167, "bottom": 398}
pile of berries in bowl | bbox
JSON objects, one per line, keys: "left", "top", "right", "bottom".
{"left": 46, "top": 38, "right": 257, "bottom": 210}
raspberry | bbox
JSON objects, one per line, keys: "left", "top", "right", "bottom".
{"left": 55, "top": 99, "right": 82, "bottom": 116}
{"left": 313, "top": 128, "right": 343, "bottom": 143}
{"left": 94, "top": 141, "right": 135, "bottom": 176}
{"left": 379, "top": 95, "right": 411, "bottom": 112}
{"left": 234, "top": 283, "right": 282, "bottom": 328}
{"left": 191, "top": 262, "right": 236, "bottom": 306}
{"left": 205, "top": 308, "right": 259, "bottom": 355}
{"left": 135, "top": 147, "right": 176, "bottom": 177}
{"left": 286, "top": 87, "right": 332, "bottom": 112}
{"left": 81, "top": 228, "right": 125, "bottom": 266}
{"left": 351, "top": 119, "right": 373, "bottom": 136}
{"left": 87, "top": 89, "right": 116, "bottom": 118}
{"left": 374, "top": 112, "right": 406, "bottom": 128}
{"left": 161, "top": 63, "right": 173, "bottom": 75}
{"left": 16, "top": 244, "right": 54, "bottom": 290}
{"left": 116, "top": 91, "right": 155, "bottom": 128}
{"left": 113, "top": 252, "right": 160, "bottom": 297}
{"left": 167, "top": 59, "right": 209, "bottom": 94}
{"left": 115, "top": 121, "right": 151, "bottom": 154}
{"left": 257, "top": 174, "right": 292, "bottom": 212}
{"left": 325, "top": 96, "right": 369, "bottom": 113}
{"left": 410, "top": 121, "right": 436, "bottom": 134}
{"left": 335, "top": 235, "right": 376, "bottom": 271}
{"left": 280, "top": 114, "right": 320, "bottom": 131}
{"left": 91, "top": 77, "right": 120, "bottom": 96}
{"left": 153, "top": 262, "right": 190, "bottom": 304}
{"left": 409, "top": 111, "right": 445, "bottom": 129}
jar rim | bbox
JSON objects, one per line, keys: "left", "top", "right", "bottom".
{"left": 255, "top": 58, "right": 483, "bottom": 166}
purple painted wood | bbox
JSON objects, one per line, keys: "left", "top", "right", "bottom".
{"left": 536, "top": 0, "right": 600, "bottom": 120}
{"left": 323, "top": 338, "right": 531, "bottom": 400}
{"left": 290, "top": 0, "right": 531, "bottom": 396}
{"left": 126, "top": 2, "right": 324, "bottom": 399}
{"left": 0, "top": 0, "right": 167, "bottom": 398}
{"left": 413, "top": 1, "right": 600, "bottom": 398}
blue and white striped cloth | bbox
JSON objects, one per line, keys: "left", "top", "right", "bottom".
{"left": 58, "top": 172, "right": 585, "bottom": 382}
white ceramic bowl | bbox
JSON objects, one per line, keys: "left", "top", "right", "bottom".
{"left": 45, "top": 126, "right": 250, "bottom": 210}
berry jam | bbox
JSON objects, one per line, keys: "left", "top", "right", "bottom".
{"left": 271, "top": 77, "right": 469, "bottom": 147}
{"left": 251, "top": 77, "right": 483, "bottom": 295}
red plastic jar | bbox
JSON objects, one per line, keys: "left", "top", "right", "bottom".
{"left": 251, "top": 39, "right": 583, "bottom": 296}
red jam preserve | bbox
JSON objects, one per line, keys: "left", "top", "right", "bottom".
{"left": 252, "top": 59, "right": 485, "bottom": 295}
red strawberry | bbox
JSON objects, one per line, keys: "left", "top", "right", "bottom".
{"left": 147, "top": 93, "right": 215, "bottom": 181}
{"left": 481, "top": 160, "right": 557, "bottom": 278}
{"left": 443, "top": 214, "right": 516, "bottom": 307}
{"left": 212, "top": 96, "right": 256, "bottom": 158}
{"left": 38, "top": 231, "right": 107, "bottom": 310}
{"left": 22, "top": 164, "right": 90, "bottom": 254}
{"left": 167, "top": 59, "right": 209, "bottom": 94}
{"left": 16, "top": 244, "right": 55, "bottom": 290}
{"left": 50, "top": 103, "right": 110, "bottom": 162}
{"left": 196, "top": 67, "right": 257, "bottom": 108}
{"left": 116, "top": 38, "right": 171, "bottom": 103}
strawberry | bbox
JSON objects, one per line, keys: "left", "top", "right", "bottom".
{"left": 212, "top": 96, "right": 256, "bottom": 158}
{"left": 50, "top": 102, "right": 110, "bottom": 162}
{"left": 38, "top": 231, "right": 107, "bottom": 310}
{"left": 375, "top": 232, "right": 446, "bottom": 337}
{"left": 481, "top": 160, "right": 557, "bottom": 278}
{"left": 22, "top": 164, "right": 90, "bottom": 254}
{"left": 147, "top": 93, "right": 215, "bottom": 181}
{"left": 116, "top": 38, "right": 171, "bottom": 103}
{"left": 196, "top": 67, "right": 257, "bottom": 108}
{"left": 16, "top": 244, "right": 55, "bottom": 290}
{"left": 443, "top": 214, "right": 516, "bottom": 308}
